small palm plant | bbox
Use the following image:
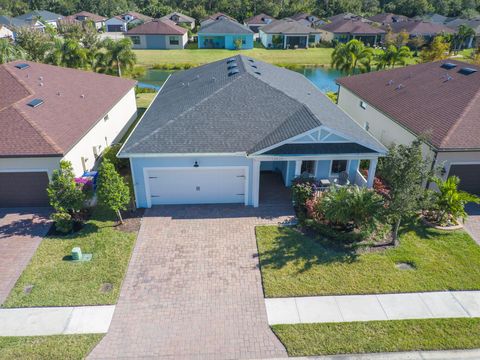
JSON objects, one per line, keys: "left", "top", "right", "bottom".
{"left": 432, "top": 176, "right": 480, "bottom": 225}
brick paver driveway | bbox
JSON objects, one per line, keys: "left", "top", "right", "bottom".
{"left": 0, "top": 208, "right": 51, "bottom": 305}
{"left": 90, "top": 202, "right": 294, "bottom": 360}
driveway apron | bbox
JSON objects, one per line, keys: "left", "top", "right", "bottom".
{"left": 89, "top": 204, "right": 293, "bottom": 359}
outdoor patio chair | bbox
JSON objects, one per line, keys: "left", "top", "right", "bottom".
{"left": 334, "top": 171, "right": 350, "bottom": 186}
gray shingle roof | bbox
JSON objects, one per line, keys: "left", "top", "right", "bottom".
{"left": 198, "top": 18, "right": 253, "bottom": 34}
{"left": 15, "top": 10, "right": 63, "bottom": 22}
{"left": 261, "top": 18, "right": 320, "bottom": 34}
{"left": 120, "top": 55, "right": 386, "bottom": 156}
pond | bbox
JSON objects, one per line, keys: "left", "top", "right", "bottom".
{"left": 137, "top": 66, "right": 344, "bottom": 93}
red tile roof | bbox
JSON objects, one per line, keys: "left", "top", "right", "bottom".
{"left": 126, "top": 19, "right": 187, "bottom": 35}
{"left": 319, "top": 19, "right": 386, "bottom": 35}
{"left": 337, "top": 60, "right": 480, "bottom": 150}
{"left": 0, "top": 61, "right": 136, "bottom": 157}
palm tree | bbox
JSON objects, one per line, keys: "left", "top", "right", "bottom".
{"left": 46, "top": 38, "right": 87, "bottom": 68}
{"left": 100, "top": 38, "right": 136, "bottom": 77}
{"left": 453, "top": 24, "right": 476, "bottom": 53}
{"left": 376, "top": 45, "right": 412, "bottom": 70}
{"left": 331, "top": 39, "right": 374, "bottom": 75}
{"left": 0, "top": 38, "right": 26, "bottom": 64}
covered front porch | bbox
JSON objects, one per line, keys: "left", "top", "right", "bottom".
{"left": 251, "top": 156, "right": 377, "bottom": 207}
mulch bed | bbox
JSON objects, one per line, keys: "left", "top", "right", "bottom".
{"left": 115, "top": 208, "right": 144, "bottom": 233}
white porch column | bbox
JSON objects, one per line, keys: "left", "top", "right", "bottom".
{"left": 252, "top": 159, "right": 261, "bottom": 207}
{"left": 295, "top": 160, "right": 302, "bottom": 177}
{"left": 284, "top": 35, "right": 287, "bottom": 49}
{"left": 367, "top": 158, "right": 378, "bottom": 188}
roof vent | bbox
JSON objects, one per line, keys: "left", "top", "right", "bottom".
{"left": 15, "top": 63, "right": 30, "bottom": 70}
{"left": 27, "top": 98, "right": 44, "bottom": 108}
{"left": 441, "top": 62, "right": 457, "bottom": 70}
{"left": 254, "top": 71, "right": 261, "bottom": 75}
{"left": 228, "top": 69, "right": 240, "bottom": 76}
{"left": 226, "top": 58, "right": 236, "bottom": 64}
{"left": 386, "top": 79, "right": 394, "bottom": 86}
{"left": 227, "top": 63, "right": 238, "bottom": 70}
{"left": 395, "top": 84, "right": 404, "bottom": 90}
{"left": 251, "top": 64, "right": 257, "bottom": 68}
{"left": 458, "top": 67, "right": 477, "bottom": 75}
{"left": 248, "top": 59, "right": 254, "bottom": 63}
{"left": 443, "top": 73, "right": 453, "bottom": 82}
{"left": 81, "top": 94, "right": 85, "bottom": 98}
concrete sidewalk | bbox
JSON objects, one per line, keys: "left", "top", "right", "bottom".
{"left": 265, "top": 291, "right": 480, "bottom": 325}
{"left": 0, "top": 305, "right": 115, "bottom": 336}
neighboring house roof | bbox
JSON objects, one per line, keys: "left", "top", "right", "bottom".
{"left": 126, "top": 19, "right": 187, "bottom": 35}
{"left": 202, "top": 12, "right": 236, "bottom": 23}
{"left": 0, "top": 25, "right": 14, "bottom": 37}
{"left": 160, "top": 12, "right": 195, "bottom": 24}
{"left": 66, "top": 11, "right": 106, "bottom": 23}
{"left": 422, "top": 13, "right": 448, "bottom": 24}
{"left": 15, "top": 10, "right": 63, "bottom": 22}
{"left": 113, "top": 11, "right": 152, "bottom": 23}
{"left": 0, "top": 61, "right": 136, "bottom": 157}
{"left": 386, "top": 20, "right": 454, "bottom": 35}
{"left": 261, "top": 18, "right": 321, "bottom": 34}
{"left": 120, "top": 55, "right": 385, "bottom": 156}
{"left": 198, "top": 18, "right": 253, "bottom": 35}
{"left": 0, "top": 15, "right": 45, "bottom": 29}
{"left": 337, "top": 60, "right": 480, "bottom": 150}
{"left": 244, "top": 13, "right": 275, "bottom": 25}
{"left": 290, "top": 13, "right": 320, "bottom": 22}
{"left": 328, "top": 13, "right": 361, "bottom": 23}
{"left": 368, "top": 13, "right": 409, "bottom": 24}
{"left": 319, "top": 19, "right": 385, "bottom": 35}
{"left": 446, "top": 17, "right": 480, "bottom": 34}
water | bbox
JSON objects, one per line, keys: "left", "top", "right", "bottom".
{"left": 137, "top": 67, "right": 344, "bottom": 93}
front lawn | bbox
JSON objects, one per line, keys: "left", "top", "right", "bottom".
{"left": 134, "top": 48, "right": 334, "bottom": 67}
{"left": 3, "top": 207, "right": 136, "bottom": 307}
{"left": 256, "top": 224, "right": 480, "bottom": 297}
{"left": 273, "top": 318, "right": 480, "bottom": 356}
{"left": 0, "top": 335, "right": 102, "bottom": 360}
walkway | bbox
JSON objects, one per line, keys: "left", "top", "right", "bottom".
{"left": 0, "top": 208, "right": 51, "bottom": 304}
{"left": 465, "top": 203, "right": 480, "bottom": 245}
{"left": 266, "top": 291, "right": 480, "bottom": 325}
{"left": 90, "top": 200, "right": 294, "bottom": 359}
{"left": 0, "top": 305, "right": 114, "bottom": 336}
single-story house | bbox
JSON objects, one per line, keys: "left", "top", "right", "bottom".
{"left": 328, "top": 13, "right": 368, "bottom": 23}
{"left": 125, "top": 19, "right": 188, "bottom": 49}
{"left": 118, "top": 55, "right": 386, "bottom": 208}
{"left": 260, "top": 18, "right": 322, "bottom": 49}
{"left": 200, "top": 12, "right": 236, "bottom": 26}
{"left": 386, "top": 20, "right": 454, "bottom": 42}
{"left": 105, "top": 11, "right": 152, "bottom": 32}
{"left": 337, "top": 60, "right": 480, "bottom": 195}
{"left": 198, "top": 18, "right": 253, "bottom": 49}
{"left": 0, "top": 25, "right": 14, "bottom": 39}
{"left": 244, "top": 13, "right": 275, "bottom": 33}
{"left": 446, "top": 17, "right": 480, "bottom": 48}
{"left": 0, "top": 14, "right": 45, "bottom": 36}
{"left": 318, "top": 19, "right": 385, "bottom": 46}
{"left": 14, "top": 10, "right": 63, "bottom": 28}
{"left": 0, "top": 61, "right": 137, "bottom": 207}
{"left": 160, "top": 12, "right": 195, "bottom": 30}
{"left": 61, "top": 11, "right": 107, "bottom": 30}
{"left": 290, "top": 13, "right": 323, "bottom": 27}
{"left": 368, "top": 13, "right": 410, "bottom": 25}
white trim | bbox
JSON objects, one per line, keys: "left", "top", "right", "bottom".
{"left": 328, "top": 159, "right": 350, "bottom": 178}
{"left": 252, "top": 153, "right": 379, "bottom": 162}
{"left": 0, "top": 168, "right": 51, "bottom": 181}
{"left": 117, "top": 75, "right": 171, "bottom": 158}
{"left": 129, "top": 158, "right": 139, "bottom": 209}
{"left": 295, "top": 160, "right": 302, "bottom": 176}
{"left": 252, "top": 159, "right": 261, "bottom": 207}
{"left": 143, "top": 166, "right": 249, "bottom": 208}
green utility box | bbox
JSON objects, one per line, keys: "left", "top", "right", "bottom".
{"left": 71, "top": 247, "right": 82, "bottom": 261}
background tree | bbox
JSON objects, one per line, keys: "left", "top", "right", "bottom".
{"left": 97, "top": 160, "right": 130, "bottom": 224}
{"left": 420, "top": 35, "right": 451, "bottom": 62}
{"left": 377, "top": 139, "right": 432, "bottom": 245}
{"left": 331, "top": 39, "right": 374, "bottom": 75}
{"left": 0, "top": 38, "right": 26, "bottom": 64}
{"left": 376, "top": 44, "right": 412, "bottom": 69}
{"left": 98, "top": 38, "right": 136, "bottom": 77}
{"left": 15, "top": 27, "right": 53, "bottom": 63}
{"left": 452, "top": 24, "right": 475, "bottom": 53}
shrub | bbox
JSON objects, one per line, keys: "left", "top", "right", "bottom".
{"left": 102, "top": 144, "right": 128, "bottom": 171}
{"left": 234, "top": 38, "right": 243, "bottom": 50}
{"left": 97, "top": 160, "right": 130, "bottom": 223}
{"left": 51, "top": 212, "right": 73, "bottom": 234}
{"left": 47, "top": 161, "right": 85, "bottom": 214}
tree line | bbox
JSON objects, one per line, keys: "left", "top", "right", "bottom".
{"left": 1, "top": 0, "right": 480, "bottom": 23}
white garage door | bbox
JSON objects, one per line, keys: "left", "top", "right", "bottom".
{"left": 146, "top": 167, "right": 247, "bottom": 206}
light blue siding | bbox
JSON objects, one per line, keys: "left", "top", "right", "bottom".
{"left": 348, "top": 160, "right": 360, "bottom": 182}
{"left": 198, "top": 34, "right": 254, "bottom": 49}
{"left": 315, "top": 160, "right": 331, "bottom": 179}
{"left": 145, "top": 35, "right": 167, "bottom": 49}
{"left": 131, "top": 156, "right": 254, "bottom": 208}
{"left": 286, "top": 161, "right": 296, "bottom": 186}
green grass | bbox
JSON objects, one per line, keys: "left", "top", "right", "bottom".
{"left": 0, "top": 334, "right": 103, "bottom": 360}
{"left": 3, "top": 207, "right": 136, "bottom": 307}
{"left": 134, "top": 48, "right": 334, "bottom": 67}
{"left": 135, "top": 92, "right": 156, "bottom": 109}
{"left": 256, "top": 224, "right": 480, "bottom": 297}
{"left": 272, "top": 318, "right": 480, "bottom": 356}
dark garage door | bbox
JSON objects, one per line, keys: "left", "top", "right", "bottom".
{"left": 448, "top": 164, "right": 480, "bottom": 195}
{"left": 0, "top": 172, "right": 50, "bottom": 207}
{"left": 107, "top": 25, "right": 123, "bottom": 32}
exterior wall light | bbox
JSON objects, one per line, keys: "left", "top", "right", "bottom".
{"left": 194, "top": 161, "right": 199, "bottom": 168}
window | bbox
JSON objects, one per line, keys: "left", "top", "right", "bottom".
{"left": 169, "top": 36, "right": 179, "bottom": 45}
{"left": 131, "top": 36, "right": 140, "bottom": 45}
{"left": 301, "top": 161, "right": 316, "bottom": 175}
{"left": 360, "top": 101, "right": 367, "bottom": 109}
{"left": 308, "top": 35, "right": 316, "bottom": 44}
{"left": 331, "top": 160, "right": 348, "bottom": 176}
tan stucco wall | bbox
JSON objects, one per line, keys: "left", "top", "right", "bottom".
{"left": 0, "top": 157, "right": 60, "bottom": 179}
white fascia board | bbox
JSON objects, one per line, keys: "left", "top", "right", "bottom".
{"left": 249, "top": 153, "right": 380, "bottom": 161}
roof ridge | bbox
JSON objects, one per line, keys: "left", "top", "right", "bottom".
{"left": 440, "top": 85, "right": 480, "bottom": 148}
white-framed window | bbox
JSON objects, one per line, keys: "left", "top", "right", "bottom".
{"left": 360, "top": 101, "right": 367, "bottom": 109}
{"left": 131, "top": 36, "right": 140, "bottom": 45}
{"left": 169, "top": 36, "right": 179, "bottom": 45}
{"left": 330, "top": 160, "right": 348, "bottom": 177}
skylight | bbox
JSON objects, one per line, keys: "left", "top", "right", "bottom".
{"left": 441, "top": 63, "right": 456, "bottom": 70}
{"left": 27, "top": 98, "right": 44, "bottom": 108}
{"left": 458, "top": 67, "right": 478, "bottom": 75}
{"left": 15, "top": 63, "right": 30, "bottom": 70}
